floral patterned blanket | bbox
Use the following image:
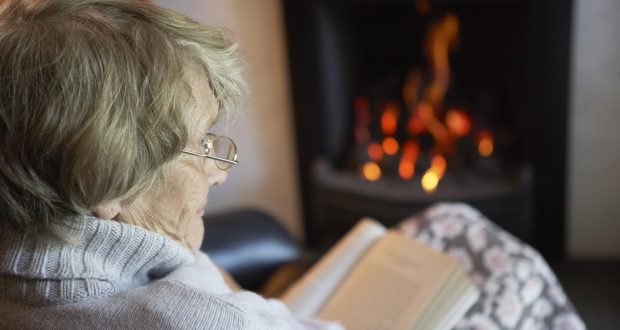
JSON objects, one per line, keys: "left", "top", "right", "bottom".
{"left": 397, "top": 203, "right": 585, "bottom": 330}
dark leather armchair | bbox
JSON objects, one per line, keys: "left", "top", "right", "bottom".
{"left": 200, "top": 209, "right": 303, "bottom": 292}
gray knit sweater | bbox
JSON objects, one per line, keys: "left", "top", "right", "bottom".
{"left": 0, "top": 216, "right": 341, "bottom": 329}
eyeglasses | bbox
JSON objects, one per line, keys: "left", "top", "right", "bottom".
{"left": 181, "top": 133, "right": 239, "bottom": 171}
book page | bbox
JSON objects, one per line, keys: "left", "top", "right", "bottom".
{"left": 407, "top": 267, "right": 458, "bottom": 329}
{"left": 413, "top": 269, "right": 474, "bottom": 329}
{"left": 281, "top": 218, "right": 386, "bottom": 317}
{"left": 318, "top": 231, "right": 458, "bottom": 330}
{"left": 433, "top": 280, "right": 479, "bottom": 330}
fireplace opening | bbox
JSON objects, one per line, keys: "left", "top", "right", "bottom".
{"left": 283, "top": 0, "right": 572, "bottom": 258}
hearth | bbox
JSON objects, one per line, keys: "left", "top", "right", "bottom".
{"left": 283, "top": 0, "right": 572, "bottom": 257}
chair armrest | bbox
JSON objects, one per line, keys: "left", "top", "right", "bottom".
{"left": 201, "top": 209, "right": 301, "bottom": 291}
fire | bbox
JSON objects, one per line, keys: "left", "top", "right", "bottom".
{"left": 381, "top": 102, "right": 399, "bottom": 135}
{"left": 382, "top": 137, "right": 399, "bottom": 155}
{"left": 477, "top": 131, "right": 494, "bottom": 157}
{"left": 381, "top": 102, "right": 400, "bottom": 156}
{"left": 351, "top": 10, "right": 497, "bottom": 193}
{"left": 368, "top": 142, "right": 384, "bottom": 161}
{"left": 421, "top": 154, "right": 447, "bottom": 193}
{"left": 431, "top": 154, "right": 447, "bottom": 177}
{"left": 407, "top": 109, "right": 425, "bottom": 135}
{"left": 398, "top": 141, "right": 420, "bottom": 180}
{"left": 402, "top": 140, "right": 420, "bottom": 159}
{"left": 399, "top": 160, "right": 415, "bottom": 180}
{"left": 362, "top": 162, "right": 382, "bottom": 181}
{"left": 417, "top": 102, "right": 452, "bottom": 154}
{"left": 425, "top": 13, "right": 459, "bottom": 108}
{"left": 406, "top": 13, "right": 460, "bottom": 156}
{"left": 421, "top": 170, "right": 440, "bottom": 193}
{"left": 446, "top": 109, "right": 471, "bottom": 137}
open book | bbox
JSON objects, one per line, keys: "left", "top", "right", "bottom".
{"left": 282, "top": 218, "right": 479, "bottom": 330}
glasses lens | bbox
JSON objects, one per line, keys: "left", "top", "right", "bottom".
{"left": 213, "top": 137, "right": 237, "bottom": 170}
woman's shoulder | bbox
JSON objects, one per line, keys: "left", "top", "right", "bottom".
{"left": 117, "top": 277, "right": 311, "bottom": 329}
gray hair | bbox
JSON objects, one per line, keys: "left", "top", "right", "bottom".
{"left": 0, "top": 0, "right": 247, "bottom": 240}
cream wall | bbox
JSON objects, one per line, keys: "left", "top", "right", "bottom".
{"left": 567, "top": 0, "right": 620, "bottom": 257}
{"left": 153, "top": 0, "right": 304, "bottom": 240}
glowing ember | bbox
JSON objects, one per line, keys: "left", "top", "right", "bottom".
{"left": 402, "top": 140, "right": 420, "bottom": 159}
{"left": 399, "top": 159, "right": 415, "bottom": 180}
{"left": 381, "top": 102, "right": 399, "bottom": 135}
{"left": 478, "top": 132, "right": 494, "bottom": 157}
{"left": 399, "top": 141, "right": 419, "bottom": 180}
{"left": 368, "top": 142, "right": 384, "bottom": 161}
{"left": 407, "top": 109, "right": 425, "bottom": 135}
{"left": 446, "top": 109, "right": 471, "bottom": 137}
{"left": 431, "top": 154, "right": 447, "bottom": 177}
{"left": 382, "top": 137, "right": 399, "bottom": 155}
{"left": 421, "top": 170, "right": 440, "bottom": 193}
{"left": 362, "top": 162, "right": 382, "bottom": 181}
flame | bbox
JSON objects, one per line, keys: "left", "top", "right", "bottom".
{"left": 417, "top": 102, "right": 452, "bottom": 153}
{"left": 399, "top": 160, "right": 415, "bottom": 180}
{"left": 398, "top": 141, "right": 420, "bottom": 180}
{"left": 409, "top": 13, "right": 460, "bottom": 155}
{"left": 368, "top": 142, "right": 384, "bottom": 161}
{"left": 381, "top": 102, "right": 399, "bottom": 135}
{"left": 425, "top": 14, "right": 459, "bottom": 108}
{"left": 431, "top": 154, "right": 447, "bottom": 177}
{"left": 446, "top": 109, "right": 471, "bottom": 137}
{"left": 352, "top": 11, "right": 484, "bottom": 185}
{"left": 407, "top": 108, "right": 425, "bottom": 135}
{"left": 421, "top": 170, "right": 440, "bottom": 193}
{"left": 421, "top": 154, "right": 447, "bottom": 193}
{"left": 402, "top": 140, "right": 421, "bottom": 159}
{"left": 362, "top": 162, "right": 382, "bottom": 181}
{"left": 382, "top": 137, "right": 399, "bottom": 155}
{"left": 477, "top": 131, "right": 494, "bottom": 157}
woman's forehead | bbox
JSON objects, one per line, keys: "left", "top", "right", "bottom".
{"left": 188, "top": 75, "right": 219, "bottom": 133}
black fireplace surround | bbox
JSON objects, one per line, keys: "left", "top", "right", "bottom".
{"left": 283, "top": 0, "right": 573, "bottom": 258}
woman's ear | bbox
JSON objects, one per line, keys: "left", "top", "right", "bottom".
{"left": 93, "top": 200, "right": 122, "bottom": 220}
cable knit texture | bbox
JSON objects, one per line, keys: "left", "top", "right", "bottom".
{"left": 0, "top": 216, "right": 341, "bottom": 330}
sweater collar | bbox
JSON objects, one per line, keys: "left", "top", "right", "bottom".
{"left": 0, "top": 215, "right": 194, "bottom": 305}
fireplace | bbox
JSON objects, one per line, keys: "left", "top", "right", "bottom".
{"left": 283, "top": 0, "right": 572, "bottom": 258}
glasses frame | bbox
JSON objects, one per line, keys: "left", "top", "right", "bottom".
{"left": 181, "top": 133, "right": 239, "bottom": 170}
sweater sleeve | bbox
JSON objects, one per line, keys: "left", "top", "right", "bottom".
{"left": 162, "top": 250, "right": 344, "bottom": 330}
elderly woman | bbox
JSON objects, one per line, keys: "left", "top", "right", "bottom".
{"left": 0, "top": 1, "right": 585, "bottom": 330}
{"left": 0, "top": 0, "right": 341, "bottom": 328}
